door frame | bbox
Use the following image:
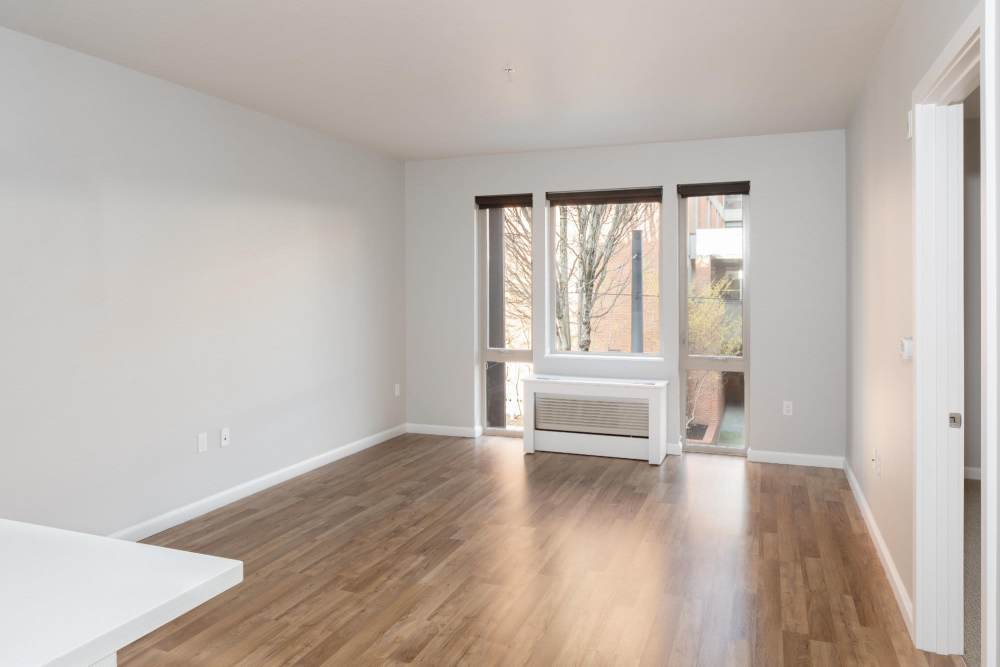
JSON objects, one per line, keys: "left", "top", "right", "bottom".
{"left": 912, "top": 4, "right": 996, "bottom": 658}
{"left": 678, "top": 192, "right": 751, "bottom": 456}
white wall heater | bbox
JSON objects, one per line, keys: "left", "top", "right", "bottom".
{"left": 522, "top": 375, "right": 670, "bottom": 465}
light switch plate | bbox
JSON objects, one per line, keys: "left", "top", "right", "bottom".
{"left": 197, "top": 432, "right": 208, "bottom": 453}
{"left": 221, "top": 427, "right": 231, "bottom": 448}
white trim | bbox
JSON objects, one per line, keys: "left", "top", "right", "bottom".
{"left": 666, "top": 441, "right": 683, "bottom": 456}
{"left": 745, "top": 448, "right": 844, "bottom": 469}
{"left": 110, "top": 424, "right": 406, "bottom": 542}
{"left": 482, "top": 427, "right": 524, "bottom": 438}
{"left": 684, "top": 443, "right": 746, "bottom": 457}
{"left": 845, "top": 464, "right": 916, "bottom": 640}
{"left": 968, "top": 466, "right": 984, "bottom": 480}
{"left": 914, "top": 2, "right": 985, "bottom": 104}
{"left": 406, "top": 423, "right": 483, "bottom": 438}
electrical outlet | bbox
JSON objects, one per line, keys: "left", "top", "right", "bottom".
{"left": 197, "top": 432, "right": 208, "bottom": 454}
{"left": 394, "top": 383, "right": 401, "bottom": 397}
{"left": 782, "top": 400, "right": 793, "bottom": 416}
{"left": 220, "top": 427, "right": 231, "bottom": 448}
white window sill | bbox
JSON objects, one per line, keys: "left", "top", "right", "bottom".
{"left": 544, "top": 353, "right": 666, "bottom": 363}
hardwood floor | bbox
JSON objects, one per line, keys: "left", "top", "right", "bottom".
{"left": 121, "top": 435, "right": 957, "bottom": 666}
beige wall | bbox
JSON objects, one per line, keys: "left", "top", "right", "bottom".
{"left": 846, "top": 0, "right": 980, "bottom": 601}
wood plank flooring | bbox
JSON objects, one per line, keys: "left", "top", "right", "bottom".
{"left": 121, "top": 435, "right": 959, "bottom": 666}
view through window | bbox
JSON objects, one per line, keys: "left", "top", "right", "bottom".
{"left": 682, "top": 189, "right": 747, "bottom": 450}
{"left": 550, "top": 189, "right": 662, "bottom": 354}
{"left": 478, "top": 196, "right": 533, "bottom": 429}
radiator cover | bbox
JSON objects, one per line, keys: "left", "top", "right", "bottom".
{"left": 522, "top": 375, "right": 670, "bottom": 464}
{"left": 534, "top": 394, "right": 649, "bottom": 438}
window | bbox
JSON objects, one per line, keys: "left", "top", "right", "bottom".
{"left": 477, "top": 194, "right": 533, "bottom": 430}
{"left": 678, "top": 181, "right": 749, "bottom": 453}
{"left": 547, "top": 188, "right": 662, "bottom": 354}
{"left": 684, "top": 192, "right": 744, "bottom": 357}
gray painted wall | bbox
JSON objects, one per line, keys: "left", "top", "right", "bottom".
{"left": 846, "top": 0, "right": 980, "bottom": 600}
{"left": 405, "top": 131, "right": 848, "bottom": 460}
{"left": 0, "top": 27, "right": 406, "bottom": 536}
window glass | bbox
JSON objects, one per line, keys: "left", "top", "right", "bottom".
{"left": 685, "top": 370, "right": 745, "bottom": 447}
{"left": 553, "top": 200, "right": 661, "bottom": 353}
{"left": 485, "top": 361, "right": 532, "bottom": 428}
{"left": 487, "top": 206, "right": 531, "bottom": 349}
{"left": 685, "top": 195, "right": 744, "bottom": 357}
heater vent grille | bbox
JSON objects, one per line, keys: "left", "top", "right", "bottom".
{"left": 534, "top": 394, "right": 649, "bottom": 438}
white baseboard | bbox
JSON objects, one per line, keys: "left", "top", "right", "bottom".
{"left": 666, "top": 441, "right": 683, "bottom": 456}
{"left": 844, "top": 464, "right": 915, "bottom": 640}
{"left": 966, "top": 466, "right": 982, "bottom": 480}
{"left": 405, "top": 423, "right": 483, "bottom": 438}
{"left": 746, "top": 448, "right": 845, "bottom": 469}
{"left": 110, "top": 423, "right": 407, "bottom": 542}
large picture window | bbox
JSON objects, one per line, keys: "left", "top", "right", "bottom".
{"left": 548, "top": 188, "right": 662, "bottom": 354}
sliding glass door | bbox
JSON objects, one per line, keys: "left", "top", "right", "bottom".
{"left": 680, "top": 189, "right": 749, "bottom": 454}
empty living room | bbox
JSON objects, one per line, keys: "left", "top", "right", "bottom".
{"left": 3, "top": 1, "right": 1000, "bottom": 665}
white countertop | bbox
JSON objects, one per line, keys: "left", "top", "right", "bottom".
{"left": 0, "top": 518, "right": 243, "bottom": 666}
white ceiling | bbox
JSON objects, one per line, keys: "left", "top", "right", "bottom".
{"left": 0, "top": 0, "right": 901, "bottom": 160}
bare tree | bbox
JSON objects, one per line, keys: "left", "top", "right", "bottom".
{"left": 502, "top": 207, "right": 532, "bottom": 348}
{"left": 553, "top": 203, "right": 652, "bottom": 351}
{"left": 500, "top": 202, "right": 657, "bottom": 352}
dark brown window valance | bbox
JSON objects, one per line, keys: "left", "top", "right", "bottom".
{"left": 474, "top": 193, "right": 533, "bottom": 209}
{"left": 546, "top": 187, "right": 663, "bottom": 206}
{"left": 676, "top": 181, "right": 750, "bottom": 198}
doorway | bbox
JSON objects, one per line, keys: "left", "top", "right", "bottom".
{"left": 910, "top": 9, "right": 992, "bottom": 659}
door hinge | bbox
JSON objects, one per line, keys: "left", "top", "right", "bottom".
{"left": 949, "top": 412, "right": 963, "bottom": 429}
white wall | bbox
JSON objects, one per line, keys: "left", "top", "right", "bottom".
{"left": 0, "top": 27, "right": 405, "bottom": 536}
{"left": 405, "top": 131, "right": 847, "bottom": 459}
{"left": 846, "top": 0, "right": 980, "bottom": 602}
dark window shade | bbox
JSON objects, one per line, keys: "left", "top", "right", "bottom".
{"left": 475, "top": 193, "right": 533, "bottom": 209}
{"left": 676, "top": 181, "right": 750, "bottom": 198}
{"left": 546, "top": 187, "right": 663, "bottom": 206}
